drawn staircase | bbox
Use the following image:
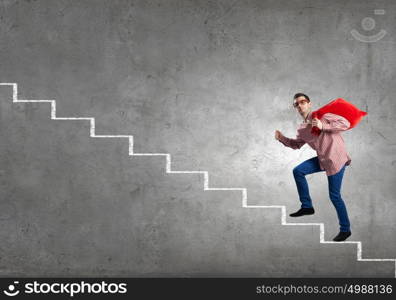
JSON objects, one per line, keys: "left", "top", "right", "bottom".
{"left": 1, "top": 82, "right": 395, "bottom": 277}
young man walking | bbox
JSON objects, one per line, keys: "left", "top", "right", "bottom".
{"left": 275, "top": 93, "right": 352, "bottom": 242}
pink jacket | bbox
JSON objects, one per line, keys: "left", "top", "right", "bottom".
{"left": 278, "top": 111, "right": 352, "bottom": 176}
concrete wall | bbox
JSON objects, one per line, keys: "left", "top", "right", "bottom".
{"left": 0, "top": 0, "right": 395, "bottom": 277}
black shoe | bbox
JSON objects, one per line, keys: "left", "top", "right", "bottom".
{"left": 289, "top": 207, "right": 315, "bottom": 217}
{"left": 333, "top": 231, "right": 352, "bottom": 242}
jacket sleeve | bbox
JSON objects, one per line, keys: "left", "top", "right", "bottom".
{"left": 278, "top": 133, "right": 306, "bottom": 150}
{"left": 320, "top": 113, "right": 350, "bottom": 133}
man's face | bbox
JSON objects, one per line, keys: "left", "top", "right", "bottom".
{"left": 294, "top": 96, "right": 311, "bottom": 114}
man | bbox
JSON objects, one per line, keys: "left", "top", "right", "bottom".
{"left": 275, "top": 93, "right": 352, "bottom": 242}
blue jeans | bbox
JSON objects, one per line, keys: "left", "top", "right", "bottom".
{"left": 292, "top": 156, "right": 351, "bottom": 232}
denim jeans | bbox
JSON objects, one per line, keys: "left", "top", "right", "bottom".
{"left": 292, "top": 156, "right": 351, "bottom": 232}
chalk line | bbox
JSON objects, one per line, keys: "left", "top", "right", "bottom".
{"left": 1, "top": 82, "right": 395, "bottom": 277}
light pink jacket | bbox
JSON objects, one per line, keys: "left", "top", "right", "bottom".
{"left": 279, "top": 111, "right": 352, "bottom": 176}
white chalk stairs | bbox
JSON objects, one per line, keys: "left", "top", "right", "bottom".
{"left": 0, "top": 82, "right": 395, "bottom": 277}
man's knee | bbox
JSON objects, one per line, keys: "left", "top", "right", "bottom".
{"left": 329, "top": 191, "right": 342, "bottom": 203}
{"left": 293, "top": 167, "right": 303, "bottom": 177}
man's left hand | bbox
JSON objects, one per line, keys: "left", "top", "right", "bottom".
{"left": 312, "top": 118, "right": 323, "bottom": 130}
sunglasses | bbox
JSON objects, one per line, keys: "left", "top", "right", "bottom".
{"left": 293, "top": 99, "right": 310, "bottom": 107}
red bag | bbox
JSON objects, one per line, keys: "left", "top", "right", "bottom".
{"left": 311, "top": 98, "right": 368, "bottom": 135}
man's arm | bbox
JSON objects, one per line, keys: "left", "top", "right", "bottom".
{"left": 320, "top": 113, "right": 350, "bottom": 133}
{"left": 278, "top": 134, "right": 306, "bottom": 150}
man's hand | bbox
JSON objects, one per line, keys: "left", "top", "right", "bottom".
{"left": 312, "top": 118, "right": 323, "bottom": 130}
{"left": 275, "top": 130, "right": 283, "bottom": 141}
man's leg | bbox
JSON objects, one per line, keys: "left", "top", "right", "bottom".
{"left": 327, "top": 165, "right": 351, "bottom": 233}
{"left": 292, "top": 156, "right": 323, "bottom": 209}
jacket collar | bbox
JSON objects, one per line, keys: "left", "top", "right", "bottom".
{"left": 303, "top": 111, "right": 313, "bottom": 123}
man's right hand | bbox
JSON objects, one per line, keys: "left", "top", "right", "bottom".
{"left": 275, "top": 130, "right": 283, "bottom": 141}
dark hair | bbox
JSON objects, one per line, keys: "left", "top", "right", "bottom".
{"left": 293, "top": 93, "right": 310, "bottom": 102}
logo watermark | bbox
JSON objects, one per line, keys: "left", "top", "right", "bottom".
{"left": 2, "top": 280, "right": 127, "bottom": 297}
{"left": 351, "top": 9, "right": 387, "bottom": 42}
{"left": 3, "top": 281, "right": 20, "bottom": 297}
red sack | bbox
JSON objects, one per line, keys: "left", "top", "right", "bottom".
{"left": 311, "top": 98, "right": 367, "bottom": 135}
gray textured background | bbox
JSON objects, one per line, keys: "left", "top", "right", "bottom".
{"left": 0, "top": 0, "right": 395, "bottom": 277}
